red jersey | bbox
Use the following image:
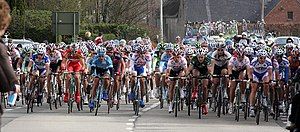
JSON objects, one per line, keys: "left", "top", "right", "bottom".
{"left": 64, "top": 49, "right": 83, "bottom": 64}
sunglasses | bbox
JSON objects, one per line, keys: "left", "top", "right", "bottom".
{"left": 259, "top": 56, "right": 266, "bottom": 59}
{"left": 187, "top": 55, "right": 193, "bottom": 58}
{"left": 217, "top": 49, "right": 224, "bottom": 51}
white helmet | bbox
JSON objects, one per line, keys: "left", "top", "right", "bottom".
{"left": 215, "top": 41, "right": 226, "bottom": 49}
{"left": 120, "top": 39, "right": 126, "bottom": 45}
{"left": 286, "top": 43, "right": 294, "bottom": 48}
{"left": 257, "top": 49, "right": 268, "bottom": 57}
{"left": 274, "top": 48, "right": 285, "bottom": 56}
{"left": 97, "top": 46, "right": 106, "bottom": 55}
{"left": 185, "top": 48, "right": 194, "bottom": 55}
{"left": 165, "top": 43, "right": 174, "bottom": 50}
{"left": 37, "top": 47, "right": 45, "bottom": 55}
{"left": 244, "top": 47, "right": 254, "bottom": 56}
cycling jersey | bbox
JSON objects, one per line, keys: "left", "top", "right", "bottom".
{"left": 130, "top": 53, "right": 151, "bottom": 75}
{"left": 91, "top": 55, "right": 113, "bottom": 76}
{"left": 167, "top": 56, "right": 187, "bottom": 72}
{"left": 64, "top": 49, "right": 84, "bottom": 72}
{"left": 191, "top": 56, "right": 210, "bottom": 75}
{"left": 250, "top": 57, "right": 272, "bottom": 82}
{"left": 48, "top": 50, "right": 62, "bottom": 72}
{"left": 31, "top": 54, "right": 50, "bottom": 75}
{"left": 277, "top": 57, "right": 289, "bottom": 83}
{"left": 228, "top": 56, "right": 250, "bottom": 71}
{"left": 211, "top": 51, "right": 232, "bottom": 67}
{"left": 159, "top": 52, "right": 172, "bottom": 73}
{"left": 108, "top": 51, "right": 122, "bottom": 74}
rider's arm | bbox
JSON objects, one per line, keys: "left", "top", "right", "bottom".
{"left": 210, "top": 59, "right": 215, "bottom": 75}
{"left": 120, "top": 58, "right": 126, "bottom": 76}
{"left": 16, "top": 57, "right": 23, "bottom": 71}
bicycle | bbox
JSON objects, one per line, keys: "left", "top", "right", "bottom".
{"left": 192, "top": 76, "right": 209, "bottom": 119}
{"left": 63, "top": 72, "right": 82, "bottom": 114}
{"left": 232, "top": 79, "right": 248, "bottom": 122}
{"left": 169, "top": 76, "right": 187, "bottom": 117}
{"left": 212, "top": 75, "right": 229, "bottom": 118}
{"left": 27, "top": 74, "right": 45, "bottom": 113}
{"left": 93, "top": 76, "right": 111, "bottom": 116}
{"left": 48, "top": 72, "right": 62, "bottom": 110}
{"left": 131, "top": 75, "right": 147, "bottom": 116}
{"left": 158, "top": 73, "right": 168, "bottom": 109}
{"left": 253, "top": 81, "right": 269, "bottom": 125}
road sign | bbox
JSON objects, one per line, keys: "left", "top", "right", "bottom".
{"left": 52, "top": 12, "right": 80, "bottom": 43}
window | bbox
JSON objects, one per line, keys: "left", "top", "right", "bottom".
{"left": 287, "top": 12, "right": 294, "bottom": 20}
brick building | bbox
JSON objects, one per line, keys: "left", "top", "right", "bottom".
{"left": 265, "top": 0, "right": 300, "bottom": 36}
{"left": 160, "top": 0, "right": 300, "bottom": 42}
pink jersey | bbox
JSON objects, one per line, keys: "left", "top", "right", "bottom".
{"left": 228, "top": 56, "right": 250, "bottom": 71}
{"left": 167, "top": 56, "right": 187, "bottom": 72}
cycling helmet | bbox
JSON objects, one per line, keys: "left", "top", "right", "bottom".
{"left": 202, "top": 47, "right": 209, "bottom": 54}
{"left": 172, "top": 48, "right": 181, "bottom": 56}
{"left": 274, "top": 48, "right": 285, "bottom": 56}
{"left": 195, "top": 48, "right": 207, "bottom": 56}
{"left": 106, "top": 42, "right": 115, "bottom": 51}
{"left": 265, "top": 46, "right": 273, "bottom": 57}
{"left": 236, "top": 42, "right": 245, "bottom": 50}
{"left": 165, "top": 43, "right": 174, "bottom": 50}
{"left": 215, "top": 41, "right": 226, "bottom": 49}
{"left": 235, "top": 48, "right": 244, "bottom": 56}
{"left": 120, "top": 39, "right": 126, "bottom": 45}
{"left": 225, "top": 39, "right": 233, "bottom": 46}
{"left": 257, "top": 49, "right": 268, "bottom": 57}
{"left": 37, "top": 47, "right": 45, "bottom": 55}
{"left": 23, "top": 46, "right": 31, "bottom": 53}
{"left": 81, "top": 46, "right": 89, "bottom": 57}
{"left": 185, "top": 48, "right": 194, "bottom": 55}
{"left": 244, "top": 47, "right": 254, "bottom": 56}
{"left": 183, "top": 39, "right": 191, "bottom": 45}
{"left": 132, "top": 43, "right": 141, "bottom": 52}
{"left": 139, "top": 45, "right": 148, "bottom": 53}
{"left": 286, "top": 42, "right": 294, "bottom": 49}
{"left": 124, "top": 45, "right": 132, "bottom": 53}
{"left": 209, "top": 42, "right": 217, "bottom": 49}
{"left": 157, "top": 43, "right": 165, "bottom": 50}
{"left": 97, "top": 47, "right": 106, "bottom": 56}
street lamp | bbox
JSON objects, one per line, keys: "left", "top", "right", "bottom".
{"left": 160, "top": 0, "right": 163, "bottom": 43}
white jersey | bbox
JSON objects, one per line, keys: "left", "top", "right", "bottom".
{"left": 211, "top": 51, "right": 232, "bottom": 67}
{"left": 167, "top": 56, "right": 187, "bottom": 72}
{"left": 228, "top": 56, "right": 250, "bottom": 71}
{"left": 129, "top": 53, "right": 151, "bottom": 72}
{"left": 48, "top": 50, "right": 62, "bottom": 63}
{"left": 250, "top": 57, "right": 272, "bottom": 74}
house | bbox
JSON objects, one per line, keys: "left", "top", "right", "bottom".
{"left": 161, "top": 0, "right": 300, "bottom": 42}
{"left": 264, "top": 0, "right": 300, "bottom": 36}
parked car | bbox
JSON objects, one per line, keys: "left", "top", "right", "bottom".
{"left": 2, "top": 38, "right": 34, "bottom": 48}
{"left": 274, "top": 36, "right": 300, "bottom": 47}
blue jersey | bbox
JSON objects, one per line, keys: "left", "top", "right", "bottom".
{"left": 159, "top": 52, "right": 172, "bottom": 72}
{"left": 278, "top": 58, "right": 289, "bottom": 82}
{"left": 31, "top": 54, "right": 50, "bottom": 70}
{"left": 91, "top": 55, "right": 113, "bottom": 69}
{"left": 250, "top": 57, "right": 272, "bottom": 74}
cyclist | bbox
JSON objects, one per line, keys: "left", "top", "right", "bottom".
{"left": 210, "top": 41, "right": 232, "bottom": 103}
{"left": 129, "top": 44, "right": 152, "bottom": 108}
{"left": 89, "top": 47, "right": 113, "bottom": 109}
{"left": 165, "top": 48, "right": 188, "bottom": 113}
{"left": 274, "top": 48, "right": 290, "bottom": 111}
{"left": 154, "top": 43, "right": 173, "bottom": 99}
{"left": 186, "top": 48, "right": 211, "bottom": 114}
{"left": 46, "top": 44, "right": 63, "bottom": 102}
{"left": 27, "top": 47, "right": 50, "bottom": 103}
{"left": 106, "top": 42, "right": 125, "bottom": 104}
{"left": 227, "top": 47, "right": 251, "bottom": 114}
{"left": 63, "top": 43, "right": 85, "bottom": 104}
{"left": 249, "top": 49, "right": 273, "bottom": 117}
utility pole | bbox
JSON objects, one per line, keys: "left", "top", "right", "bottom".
{"left": 261, "top": 0, "right": 265, "bottom": 36}
{"left": 160, "top": 0, "right": 163, "bottom": 43}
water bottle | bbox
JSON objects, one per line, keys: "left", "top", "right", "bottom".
{"left": 8, "top": 91, "right": 17, "bottom": 106}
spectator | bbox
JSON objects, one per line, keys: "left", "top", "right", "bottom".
{"left": 0, "top": 0, "right": 19, "bottom": 115}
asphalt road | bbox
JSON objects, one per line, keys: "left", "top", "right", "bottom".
{"left": 0, "top": 97, "right": 288, "bottom": 132}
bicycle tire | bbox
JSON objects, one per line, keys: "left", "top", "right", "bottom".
{"left": 198, "top": 84, "right": 203, "bottom": 119}
{"left": 217, "top": 89, "right": 222, "bottom": 117}
{"left": 235, "top": 89, "right": 241, "bottom": 122}
{"left": 187, "top": 86, "right": 191, "bottom": 116}
{"left": 175, "top": 86, "right": 179, "bottom": 117}
{"left": 95, "top": 89, "right": 102, "bottom": 116}
{"left": 146, "top": 81, "right": 149, "bottom": 103}
{"left": 274, "top": 88, "right": 279, "bottom": 120}
{"left": 54, "top": 98, "right": 58, "bottom": 109}
{"left": 134, "top": 100, "right": 139, "bottom": 116}
{"left": 160, "top": 86, "right": 164, "bottom": 109}
{"left": 27, "top": 94, "right": 32, "bottom": 113}
{"left": 116, "top": 89, "right": 120, "bottom": 110}
{"left": 256, "top": 96, "right": 261, "bottom": 125}
{"left": 264, "top": 106, "right": 269, "bottom": 122}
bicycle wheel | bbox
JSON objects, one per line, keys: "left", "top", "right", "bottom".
{"left": 159, "top": 86, "right": 164, "bottom": 109}
{"left": 95, "top": 87, "right": 102, "bottom": 116}
{"left": 198, "top": 85, "right": 202, "bottom": 119}
{"left": 217, "top": 88, "right": 222, "bottom": 117}
{"left": 27, "top": 93, "right": 33, "bottom": 113}
{"left": 186, "top": 85, "right": 191, "bottom": 116}
{"left": 264, "top": 106, "right": 269, "bottom": 122}
{"left": 145, "top": 80, "right": 149, "bottom": 103}
{"left": 116, "top": 89, "right": 120, "bottom": 110}
{"left": 274, "top": 89, "right": 279, "bottom": 120}
{"left": 175, "top": 86, "right": 179, "bottom": 117}
{"left": 134, "top": 100, "right": 139, "bottom": 116}
{"left": 235, "top": 89, "right": 240, "bottom": 122}
{"left": 255, "top": 95, "right": 261, "bottom": 125}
